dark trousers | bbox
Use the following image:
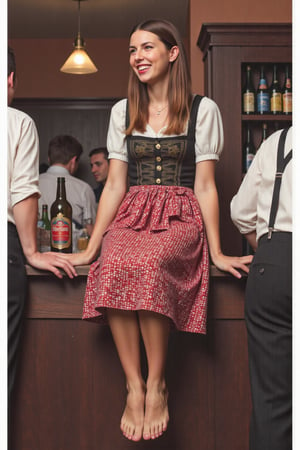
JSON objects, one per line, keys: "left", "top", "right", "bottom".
{"left": 8, "top": 222, "right": 27, "bottom": 411}
{"left": 245, "top": 232, "right": 292, "bottom": 450}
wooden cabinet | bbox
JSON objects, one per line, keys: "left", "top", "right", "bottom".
{"left": 198, "top": 23, "right": 292, "bottom": 255}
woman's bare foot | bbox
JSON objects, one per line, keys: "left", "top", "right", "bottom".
{"left": 120, "top": 383, "right": 146, "bottom": 441}
{"left": 143, "top": 381, "right": 169, "bottom": 440}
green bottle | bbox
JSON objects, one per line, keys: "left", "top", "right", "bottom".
{"left": 40, "top": 204, "right": 51, "bottom": 252}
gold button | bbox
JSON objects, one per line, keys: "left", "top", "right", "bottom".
{"left": 155, "top": 143, "right": 161, "bottom": 150}
{"left": 156, "top": 178, "right": 161, "bottom": 184}
{"left": 156, "top": 156, "right": 162, "bottom": 162}
{"left": 156, "top": 165, "right": 162, "bottom": 171}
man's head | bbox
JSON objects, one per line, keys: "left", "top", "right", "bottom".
{"left": 89, "top": 148, "right": 109, "bottom": 184}
{"left": 48, "top": 135, "right": 83, "bottom": 175}
{"left": 8, "top": 47, "right": 17, "bottom": 105}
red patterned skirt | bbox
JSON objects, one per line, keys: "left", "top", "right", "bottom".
{"left": 83, "top": 185, "right": 210, "bottom": 334}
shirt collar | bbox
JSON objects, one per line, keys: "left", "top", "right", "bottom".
{"left": 46, "top": 165, "right": 69, "bottom": 176}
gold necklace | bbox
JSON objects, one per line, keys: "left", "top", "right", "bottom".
{"left": 152, "top": 104, "right": 168, "bottom": 116}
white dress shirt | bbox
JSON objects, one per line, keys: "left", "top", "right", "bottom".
{"left": 39, "top": 166, "right": 97, "bottom": 227}
{"left": 231, "top": 127, "right": 292, "bottom": 241}
{"left": 8, "top": 107, "right": 41, "bottom": 225}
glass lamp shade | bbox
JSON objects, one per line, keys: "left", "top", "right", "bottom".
{"left": 60, "top": 35, "right": 98, "bottom": 74}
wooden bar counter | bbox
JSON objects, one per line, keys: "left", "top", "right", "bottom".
{"left": 11, "top": 265, "right": 251, "bottom": 450}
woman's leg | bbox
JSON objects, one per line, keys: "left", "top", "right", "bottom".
{"left": 138, "top": 310, "right": 170, "bottom": 440}
{"left": 107, "top": 309, "right": 146, "bottom": 442}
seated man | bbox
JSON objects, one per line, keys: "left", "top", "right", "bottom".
{"left": 89, "top": 147, "right": 109, "bottom": 203}
{"left": 39, "top": 135, "right": 97, "bottom": 235}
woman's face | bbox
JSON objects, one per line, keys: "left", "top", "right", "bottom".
{"left": 129, "top": 30, "right": 178, "bottom": 85}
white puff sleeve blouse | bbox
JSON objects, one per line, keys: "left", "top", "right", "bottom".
{"left": 107, "top": 96, "right": 224, "bottom": 163}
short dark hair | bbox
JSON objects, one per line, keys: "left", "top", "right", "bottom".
{"left": 48, "top": 135, "right": 83, "bottom": 165}
{"left": 8, "top": 46, "right": 16, "bottom": 83}
{"left": 89, "top": 147, "right": 108, "bottom": 159}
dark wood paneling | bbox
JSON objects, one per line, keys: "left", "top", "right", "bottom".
{"left": 12, "top": 98, "right": 119, "bottom": 187}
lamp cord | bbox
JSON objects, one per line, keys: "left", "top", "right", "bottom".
{"left": 77, "top": 0, "right": 81, "bottom": 37}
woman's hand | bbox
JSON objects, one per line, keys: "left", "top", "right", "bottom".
{"left": 56, "top": 250, "right": 94, "bottom": 267}
{"left": 212, "top": 252, "right": 253, "bottom": 279}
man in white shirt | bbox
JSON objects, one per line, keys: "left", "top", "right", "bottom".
{"left": 231, "top": 127, "right": 292, "bottom": 450}
{"left": 8, "top": 47, "right": 76, "bottom": 430}
{"left": 39, "top": 135, "right": 97, "bottom": 236}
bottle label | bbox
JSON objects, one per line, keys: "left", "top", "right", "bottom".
{"left": 283, "top": 92, "right": 292, "bottom": 113}
{"left": 257, "top": 92, "right": 270, "bottom": 113}
{"left": 51, "top": 213, "right": 72, "bottom": 250}
{"left": 243, "top": 92, "right": 255, "bottom": 113}
{"left": 270, "top": 92, "right": 282, "bottom": 112}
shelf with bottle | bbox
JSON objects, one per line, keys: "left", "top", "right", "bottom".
{"left": 241, "top": 62, "right": 292, "bottom": 118}
{"left": 241, "top": 120, "right": 291, "bottom": 176}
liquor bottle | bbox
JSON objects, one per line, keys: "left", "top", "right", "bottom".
{"left": 258, "top": 123, "right": 268, "bottom": 150}
{"left": 242, "top": 125, "right": 256, "bottom": 173}
{"left": 39, "top": 204, "right": 51, "bottom": 252}
{"left": 256, "top": 65, "right": 270, "bottom": 114}
{"left": 270, "top": 64, "right": 282, "bottom": 114}
{"left": 50, "top": 177, "right": 72, "bottom": 253}
{"left": 282, "top": 64, "right": 292, "bottom": 115}
{"left": 242, "top": 65, "right": 255, "bottom": 114}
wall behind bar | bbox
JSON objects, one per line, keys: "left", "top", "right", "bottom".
{"left": 9, "top": 0, "right": 292, "bottom": 99}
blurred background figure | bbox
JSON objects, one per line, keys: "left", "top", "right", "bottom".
{"left": 39, "top": 135, "right": 97, "bottom": 236}
{"left": 89, "top": 147, "right": 109, "bottom": 202}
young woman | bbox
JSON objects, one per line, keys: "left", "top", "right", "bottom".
{"left": 64, "top": 19, "right": 252, "bottom": 442}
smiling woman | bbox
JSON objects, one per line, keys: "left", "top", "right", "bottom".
{"left": 60, "top": 18, "right": 252, "bottom": 443}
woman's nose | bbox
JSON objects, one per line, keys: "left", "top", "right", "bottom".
{"left": 135, "top": 49, "right": 143, "bottom": 60}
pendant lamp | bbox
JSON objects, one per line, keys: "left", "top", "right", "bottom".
{"left": 60, "top": 0, "right": 98, "bottom": 75}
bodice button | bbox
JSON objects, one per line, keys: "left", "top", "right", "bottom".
{"left": 155, "top": 143, "right": 161, "bottom": 150}
{"left": 156, "top": 178, "right": 161, "bottom": 184}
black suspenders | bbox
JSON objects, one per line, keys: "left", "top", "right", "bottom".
{"left": 267, "top": 127, "right": 292, "bottom": 239}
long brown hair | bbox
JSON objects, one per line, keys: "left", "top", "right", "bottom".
{"left": 126, "top": 19, "right": 192, "bottom": 136}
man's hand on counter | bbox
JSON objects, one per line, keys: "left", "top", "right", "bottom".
{"left": 26, "top": 251, "right": 78, "bottom": 279}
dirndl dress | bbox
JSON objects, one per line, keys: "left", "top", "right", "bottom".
{"left": 83, "top": 95, "right": 210, "bottom": 334}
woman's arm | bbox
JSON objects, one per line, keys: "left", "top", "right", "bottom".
{"left": 194, "top": 160, "right": 252, "bottom": 278}
{"left": 63, "top": 159, "right": 128, "bottom": 265}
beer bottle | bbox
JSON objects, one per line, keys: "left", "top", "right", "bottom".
{"left": 257, "top": 65, "right": 270, "bottom": 114}
{"left": 40, "top": 204, "right": 51, "bottom": 252}
{"left": 270, "top": 64, "right": 282, "bottom": 114}
{"left": 50, "top": 177, "right": 72, "bottom": 253}
{"left": 242, "top": 65, "right": 255, "bottom": 114}
{"left": 242, "top": 125, "right": 256, "bottom": 173}
{"left": 282, "top": 64, "right": 292, "bottom": 115}
{"left": 258, "top": 123, "right": 268, "bottom": 150}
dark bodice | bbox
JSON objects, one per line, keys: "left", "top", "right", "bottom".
{"left": 127, "top": 135, "right": 194, "bottom": 188}
{"left": 126, "top": 95, "right": 203, "bottom": 190}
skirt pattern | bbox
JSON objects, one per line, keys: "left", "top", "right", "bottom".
{"left": 83, "top": 185, "right": 210, "bottom": 334}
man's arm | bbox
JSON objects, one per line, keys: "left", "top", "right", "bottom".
{"left": 13, "top": 194, "right": 77, "bottom": 279}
